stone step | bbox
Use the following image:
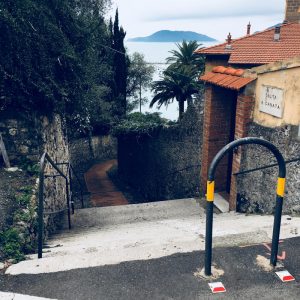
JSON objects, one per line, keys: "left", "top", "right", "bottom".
{"left": 214, "top": 193, "right": 229, "bottom": 213}
{"left": 68, "top": 198, "right": 202, "bottom": 229}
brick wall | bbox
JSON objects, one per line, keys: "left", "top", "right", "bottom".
{"left": 285, "top": 0, "right": 300, "bottom": 22}
{"left": 229, "top": 92, "right": 255, "bottom": 210}
{"left": 200, "top": 85, "right": 237, "bottom": 194}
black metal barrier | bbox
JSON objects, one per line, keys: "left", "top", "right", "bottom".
{"left": 204, "top": 137, "right": 286, "bottom": 276}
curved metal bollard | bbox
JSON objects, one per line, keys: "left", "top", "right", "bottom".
{"left": 204, "top": 137, "right": 286, "bottom": 276}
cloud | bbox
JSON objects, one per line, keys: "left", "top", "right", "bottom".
{"left": 112, "top": 0, "right": 285, "bottom": 40}
{"left": 143, "top": 0, "right": 284, "bottom": 22}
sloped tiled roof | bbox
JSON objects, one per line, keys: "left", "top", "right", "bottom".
{"left": 195, "top": 23, "right": 300, "bottom": 65}
{"left": 199, "top": 66, "right": 256, "bottom": 90}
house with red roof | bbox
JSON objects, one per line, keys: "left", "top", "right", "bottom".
{"left": 196, "top": 0, "right": 300, "bottom": 214}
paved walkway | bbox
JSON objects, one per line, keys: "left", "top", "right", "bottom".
{"left": 5, "top": 199, "right": 300, "bottom": 275}
{"left": 84, "top": 160, "right": 128, "bottom": 207}
{"left": 2, "top": 198, "right": 300, "bottom": 299}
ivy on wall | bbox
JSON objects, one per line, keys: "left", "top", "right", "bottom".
{"left": 0, "top": 165, "right": 38, "bottom": 263}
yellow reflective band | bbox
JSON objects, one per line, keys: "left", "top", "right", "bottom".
{"left": 207, "top": 181, "right": 215, "bottom": 202}
{"left": 277, "top": 177, "right": 286, "bottom": 197}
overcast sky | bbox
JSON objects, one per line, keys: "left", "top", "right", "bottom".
{"left": 110, "top": 0, "right": 286, "bottom": 41}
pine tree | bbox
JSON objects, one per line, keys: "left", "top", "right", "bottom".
{"left": 112, "top": 9, "right": 128, "bottom": 117}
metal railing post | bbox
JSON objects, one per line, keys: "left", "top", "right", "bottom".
{"left": 38, "top": 153, "right": 46, "bottom": 259}
{"left": 68, "top": 163, "right": 75, "bottom": 214}
{"left": 69, "top": 164, "right": 84, "bottom": 208}
{"left": 65, "top": 177, "right": 71, "bottom": 230}
{"left": 270, "top": 178, "right": 285, "bottom": 266}
{"left": 205, "top": 180, "right": 215, "bottom": 275}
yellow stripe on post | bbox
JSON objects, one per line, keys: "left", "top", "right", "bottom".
{"left": 277, "top": 177, "right": 286, "bottom": 197}
{"left": 207, "top": 181, "right": 215, "bottom": 202}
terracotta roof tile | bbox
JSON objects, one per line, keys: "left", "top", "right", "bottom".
{"left": 199, "top": 66, "right": 255, "bottom": 90}
{"left": 196, "top": 23, "right": 300, "bottom": 65}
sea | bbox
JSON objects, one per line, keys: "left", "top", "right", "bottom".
{"left": 125, "top": 41, "right": 218, "bottom": 120}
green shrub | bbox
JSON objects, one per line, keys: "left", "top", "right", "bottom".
{"left": 13, "top": 210, "right": 31, "bottom": 223}
{"left": 19, "top": 157, "right": 40, "bottom": 176}
{"left": 0, "top": 183, "right": 37, "bottom": 262}
{"left": 15, "top": 193, "right": 31, "bottom": 207}
{"left": 112, "top": 112, "right": 172, "bottom": 136}
{"left": 0, "top": 228, "right": 25, "bottom": 262}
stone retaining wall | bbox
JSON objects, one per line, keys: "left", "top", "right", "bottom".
{"left": 0, "top": 112, "right": 41, "bottom": 164}
{"left": 237, "top": 123, "right": 300, "bottom": 214}
{"left": 42, "top": 115, "right": 70, "bottom": 234}
{"left": 117, "top": 103, "right": 204, "bottom": 201}
{"left": 0, "top": 113, "right": 70, "bottom": 235}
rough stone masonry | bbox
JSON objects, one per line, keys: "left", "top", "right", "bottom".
{"left": 0, "top": 112, "right": 70, "bottom": 235}
{"left": 237, "top": 123, "right": 300, "bottom": 215}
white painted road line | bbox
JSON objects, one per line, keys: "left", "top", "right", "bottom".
{"left": 0, "top": 292, "right": 57, "bottom": 300}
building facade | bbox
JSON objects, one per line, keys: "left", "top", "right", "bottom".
{"left": 196, "top": 0, "right": 300, "bottom": 213}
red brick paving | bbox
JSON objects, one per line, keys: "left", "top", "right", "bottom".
{"left": 84, "top": 160, "right": 128, "bottom": 207}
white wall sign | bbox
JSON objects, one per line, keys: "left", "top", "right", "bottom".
{"left": 259, "top": 85, "right": 284, "bottom": 118}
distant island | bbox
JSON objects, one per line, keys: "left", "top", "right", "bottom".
{"left": 127, "top": 30, "right": 216, "bottom": 42}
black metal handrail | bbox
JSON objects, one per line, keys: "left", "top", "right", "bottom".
{"left": 68, "top": 163, "right": 84, "bottom": 210}
{"left": 56, "top": 162, "right": 85, "bottom": 211}
{"left": 233, "top": 157, "right": 300, "bottom": 176}
{"left": 38, "top": 153, "right": 72, "bottom": 259}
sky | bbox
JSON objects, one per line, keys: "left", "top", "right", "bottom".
{"left": 110, "top": 0, "right": 286, "bottom": 41}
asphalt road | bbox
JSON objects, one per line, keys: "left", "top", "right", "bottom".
{"left": 1, "top": 237, "right": 299, "bottom": 300}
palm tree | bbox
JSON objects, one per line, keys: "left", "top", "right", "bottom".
{"left": 150, "top": 40, "right": 204, "bottom": 120}
{"left": 150, "top": 65, "right": 200, "bottom": 120}
{"left": 166, "top": 40, "right": 204, "bottom": 75}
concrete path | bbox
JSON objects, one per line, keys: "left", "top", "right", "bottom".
{"left": 84, "top": 160, "right": 128, "bottom": 207}
{"left": 5, "top": 198, "right": 300, "bottom": 275}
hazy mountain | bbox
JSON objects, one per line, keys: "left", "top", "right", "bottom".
{"left": 128, "top": 30, "right": 216, "bottom": 42}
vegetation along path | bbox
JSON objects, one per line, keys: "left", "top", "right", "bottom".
{"left": 84, "top": 160, "right": 128, "bottom": 207}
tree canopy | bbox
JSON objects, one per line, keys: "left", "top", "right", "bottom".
{"left": 166, "top": 40, "right": 204, "bottom": 74}
{"left": 127, "top": 52, "right": 155, "bottom": 113}
{"left": 0, "top": 0, "right": 127, "bottom": 136}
